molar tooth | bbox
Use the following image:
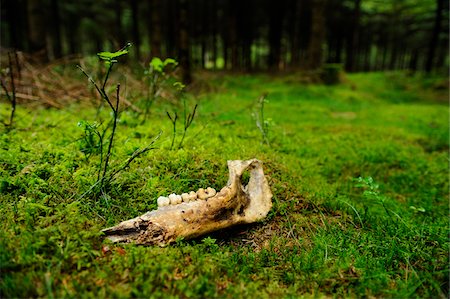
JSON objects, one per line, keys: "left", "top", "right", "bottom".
{"left": 181, "top": 193, "right": 190, "bottom": 202}
{"left": 157, "top": 196, "right": 170, "bottom": 207}
{"left": 197, "top": 188, "right": 208, "bottom": 200}
{"left": 206, "top": 187, "right": 217, "bottom": 198}
{"left": 169, "top": 193, "right": 178, "bottom": 205}
{"left": 188, "top": 191, "right": 197, "bottom": 201}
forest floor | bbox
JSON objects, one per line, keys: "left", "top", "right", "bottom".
{"left": 0, "top": 70, "right": 448, "bottom": 298}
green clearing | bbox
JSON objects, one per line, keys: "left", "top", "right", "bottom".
{"left": 1, "top": 71, "right": 448, "bottom": 298}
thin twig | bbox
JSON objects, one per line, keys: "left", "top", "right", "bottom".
{"left": 178, "top": 103, "right": 197, "bottom": 149}
{"left": 95, "top": 129, "right": 104, "bottom": 181}
{"left": 167, "top": 111, "right": 178, "bottom": 150}
{"left": 101, "top": 84, "right": 120, "bottom": 186}
{"left": 77, "top": 65, "right": 104, "bottom": 99}
{"left": 102, "top": 63, "right": 113, "bottom": 91}
{"left": 108, "top": 130, "right": 162, "bottom": 182}
{"left": 0, "top": 77, "right": 11, "bottom": 103}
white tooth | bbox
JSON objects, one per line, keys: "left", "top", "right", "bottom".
{"left": 188, "top": 191, "right": 197, "bottom": 201}
{"left": 157, "top": 196, "right": 170, "bottom": 207}
{"left": 176, "top": 195, "right": 182, "bottom": 204}
{"left": 197, "top": 188, "right": 208, "bottom": 200}
{"left": 181, "top": 193, "right": 190, "bottom": 202}
{"left": 169, "top": 193, "right": 178, "bottom": 205}
{"left": 206, "top": 187, "right": 216, "bottom": 198}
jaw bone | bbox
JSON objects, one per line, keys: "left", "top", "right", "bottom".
{"left": 101, "top": 159, "right": 273, "bottom": 246}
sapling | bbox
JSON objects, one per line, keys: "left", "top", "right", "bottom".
{"left": 77, "top": 44, "right": 134, "bottom": 191}
{"left": 142, "top": 57, "right": 178, "bottom": 123}
{"left": 78, "top": 44, "right": 130, "bottom": 189}
{"left": 177, "top": 82, "right": 198, "bottom": 149}
{"left": 77, "top": 44, "right": 162, "bottom": 200}
{"left": 253, "top": 93, "right": 272, "bottom": 146}
{"left": 165, "top": 82, "right": 198, "bottom": 150}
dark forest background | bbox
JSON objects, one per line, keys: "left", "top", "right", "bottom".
{"left": 1, "top": 0, "right": 448, "bottom": 81}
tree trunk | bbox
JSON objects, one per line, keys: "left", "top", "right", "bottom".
{"left": 6, "top": 0, "right": 26, "bottom": 50}
{"left": 114, "top": 0, "right": 125, "bottom": 47}
{"left": 228, "top": 1, "right": 238, "bottom": 70}
{"left": 49, "top": 0, "right": 62, "bottom": 59}
{"left": 211, "top": 0, "right": 218, "bottom": 70}
{"left": 381, "top": 44, "right": 388, "bottom": 70}
{"left": 150, "top": 0, "right": 163, "bottom": 58}
{"left": 335, "top": 34, "right": 343, "bottom": 63}
{"left": 290, "top": 0, "right": 303, "bottom": 67}
{"left": 178, "top": 0, "right": 191, "bottom": 84}
{"left": 200, "top": 3, "right": 207, "bottom": 69}
{"left": 409, "top": 50, "right": 419, "bottom": 71}
{"left": 345, "top": 0, "right": 361, "bottom": 72}
{"left": 425, "top": 0, "right": 444, "bottom": 72}
{"left": 389, "top": 42, "right": 398, "bottom": 70}
{"left": 165, "top": 0, "right": 177, "bottom": 58}
{"left": 130, "top": 0, "right": 141, "bottom": 60}
{"left": 305, "top": 0, "right": 326, "bottom": 70}
{"left": 237, "top": 0, "right": 252, "bottom": 71}
{"left": 27, "top": 0, "right": 47, "bottom": 61}
{"left": 268, "top": 0, "right": 285, "bottom": 70}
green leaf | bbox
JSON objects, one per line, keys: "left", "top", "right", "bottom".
{"left": 149, "top": 57, "right": 178, "bottom": 74}
{"left": 97, "top": 43, "right": 131, "bottom": 62}
{"left": 163, "top": 58, "right": 178, "bottom": 67}
{"left": 150, "top": 57, "right": 164, "bottom": 73}
{"left": 173, "top": 82, "right": 185, "bottom": 91}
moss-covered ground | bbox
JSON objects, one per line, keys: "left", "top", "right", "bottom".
{"left": 1, "top": 71, "right": 448, "bottom": 298}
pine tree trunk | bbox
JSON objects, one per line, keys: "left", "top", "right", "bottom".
{"left": 114, "top": 0, "right": 125, "bottom": 47}
{"left": 344, "top": 0, "right": 361, "bottom": 72}
{"left": 290, "top": 0, "right": 302, "bottom": 67}
{"left": 178, "top": 0, "right": 191, "bottom": 84}
{"left": 150, "top": 0, "right": 163, "bottom": 58}
{"left": 49, "top": 0, "right": 62, "bottom": 59}
{"left": 306, "top": 0, "right": 326, "bottom": 70}
{"left": 130, "top": 0, "right": 141, "bottom": 60}
{"left": 268, "top": 0, "right": 285, "bottom": 70}
{"left": 27, "top": 0, "right": 47, "bottom": 61}
{"left": 425, "top": 0, "right": 444, "bottom": 72}
{"left": 7, "top": 0, "right": 26, "bottom": 50}
{"left": 228, "top": 1, "right": 238, "bottom": 70}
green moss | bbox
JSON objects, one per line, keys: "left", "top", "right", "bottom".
{"left": 0, "top": 71, "right": 448, "bottom": 298}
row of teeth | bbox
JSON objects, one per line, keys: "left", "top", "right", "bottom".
{"left": 157, "top": 187, "right": 217, "bottom": 207}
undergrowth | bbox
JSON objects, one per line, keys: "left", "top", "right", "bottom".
{"left": 0, "top": 71, "right": 448, "bottom": 298}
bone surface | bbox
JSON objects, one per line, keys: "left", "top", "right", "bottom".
{"left": 102, "top": 159, "right": 273, "bottom": 246}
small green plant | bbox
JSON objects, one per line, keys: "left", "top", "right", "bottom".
{"left": 253, "top": 93, "right": 272, "bottom": 146}
{"left": 77, "top": 120, "right": 103, "bottom": 161}
{"left": 77, "top": 44, "right": 131, "bottom": 192}
{"left": 166, "top": 82, "right": 198, "bottom": 150}
{"left": 0, "top": 52, "right": 18, "bottom": 129}
{"left": 201, "top": 236, "right": 219, "bottom": 252}
{"left": 142, "top": 57, "right": 178, "bottom": 123}
{"left": 177, "top": 82, "right": 198, "bottom": 149}
{"left": 77, "top": 43, "right": 162, "bottom": 200}
{"left": 354, "top": 176, "right": 397, "bottom": 222}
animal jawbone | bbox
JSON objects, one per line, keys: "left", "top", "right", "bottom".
{"left": 101, "top": 159, "right": 273, "bottom": 246}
